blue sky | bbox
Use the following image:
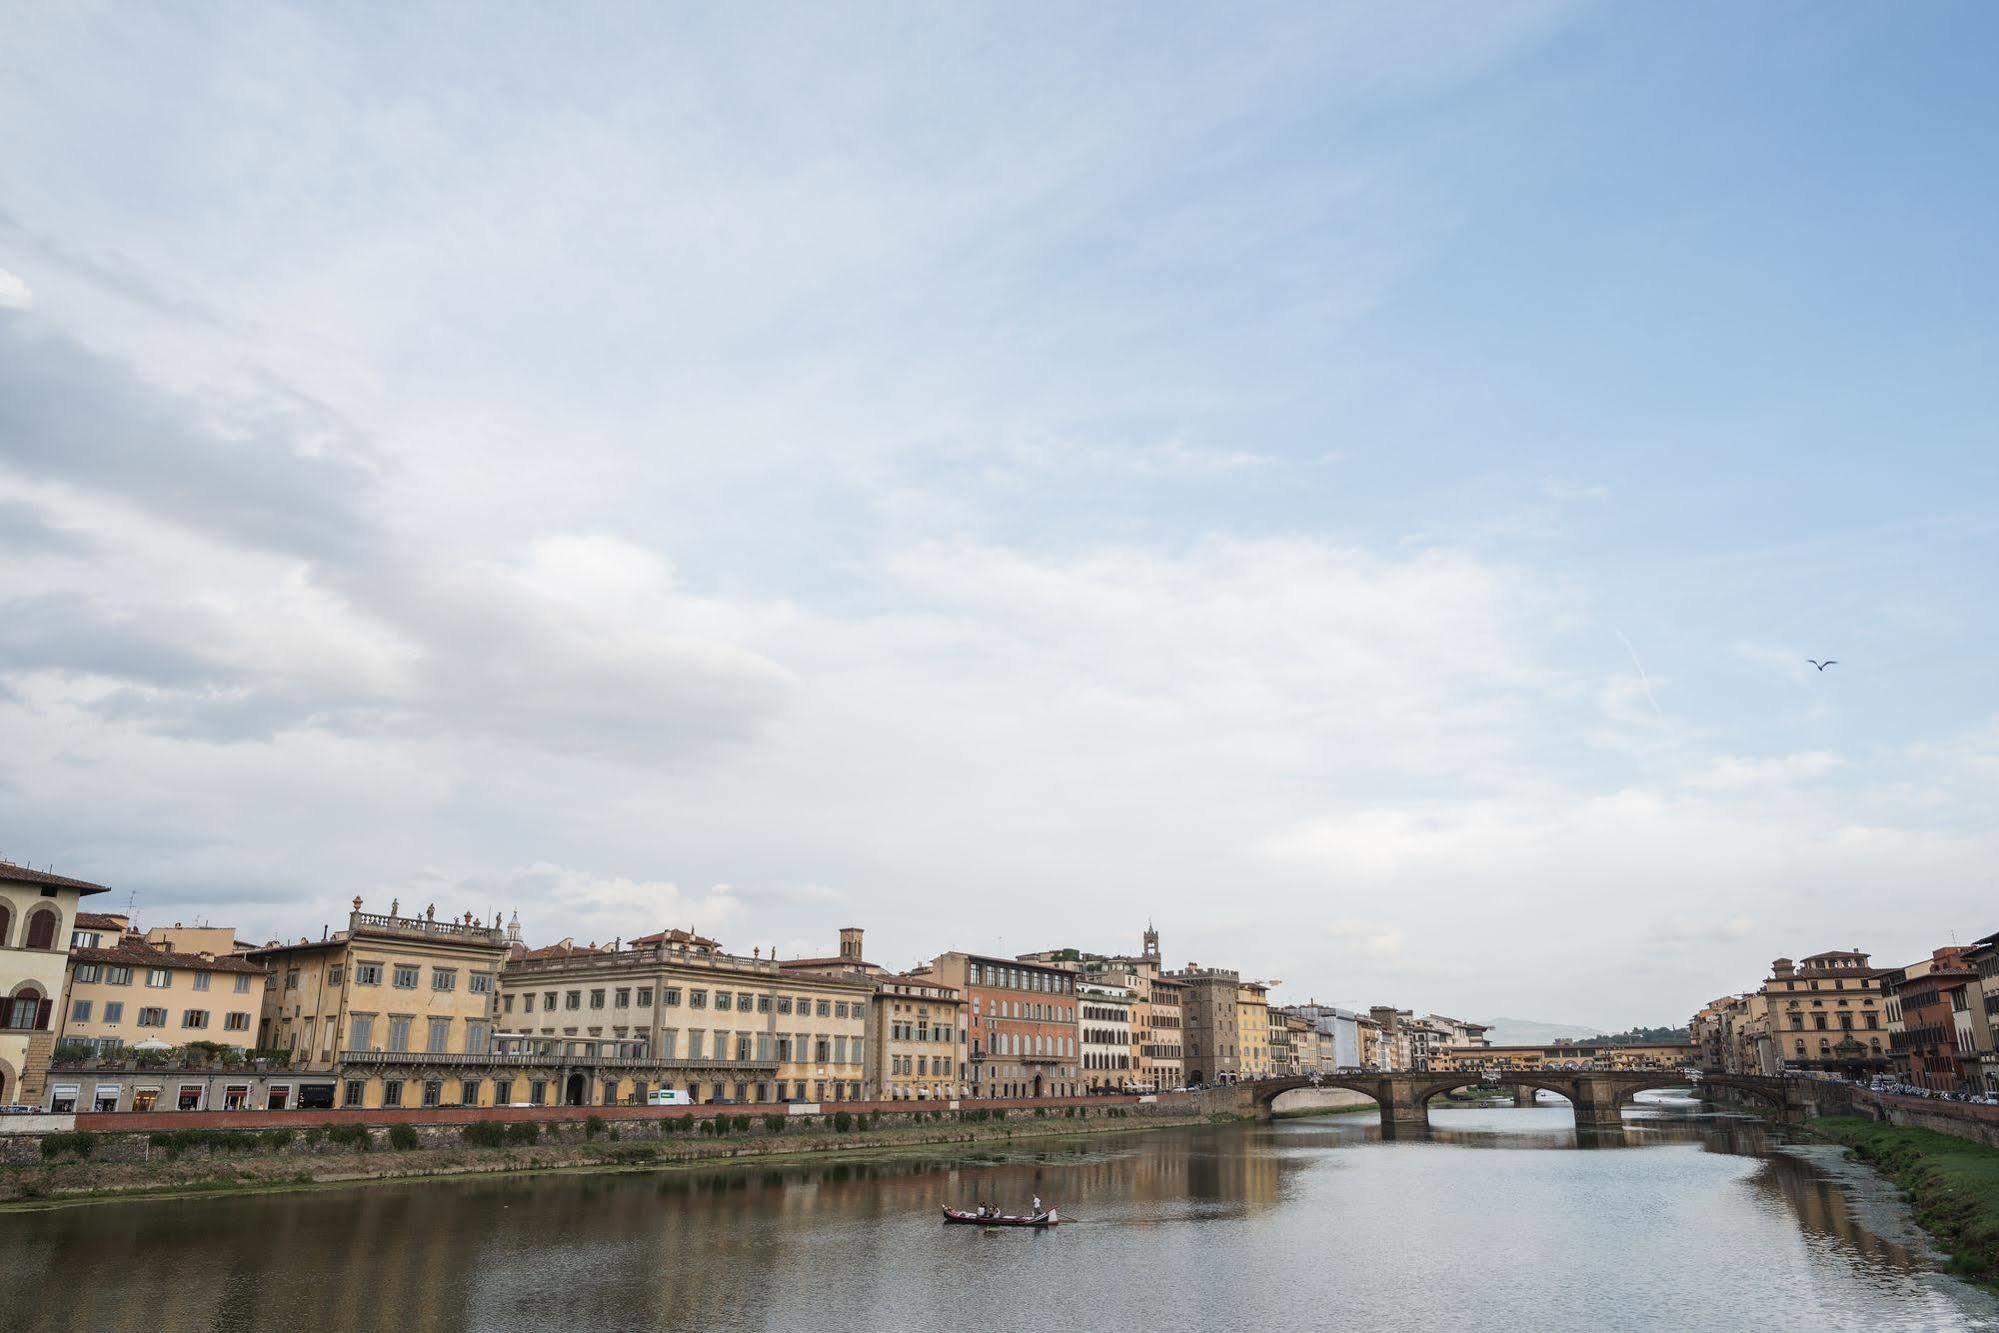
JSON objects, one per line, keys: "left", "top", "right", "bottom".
{"left": 2, "top": 2, "right": 1994, "bottom": 1027}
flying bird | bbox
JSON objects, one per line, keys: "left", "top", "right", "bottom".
{"left": 1807, "top": 659, "right": 1837, "bottom": 671}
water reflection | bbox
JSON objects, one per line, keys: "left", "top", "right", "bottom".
{"left": 1, "top": 1092, "right": 1992, "bottom": 1333}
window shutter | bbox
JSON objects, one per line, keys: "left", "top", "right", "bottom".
{"left": 36, "top": 998, "right": 52, "bottom": 1030}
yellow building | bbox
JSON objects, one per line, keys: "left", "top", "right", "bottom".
{"left": 59, "top": 929, "right": 268, "bottom": 1055}
{"left": 0, "top": 861, "right": 110, "bottom": 1105}
{"left": 1236, "top": 980, "right": 1270, "bottom": 1078}
{"left": 868, "top": 972, "right": 966, "bottom": 1100}
{"left": 244, "top": 898, "right": 509, "bottom": 1109}
{"left": 498, "top": 925, "right": 874, "bottom": 1105}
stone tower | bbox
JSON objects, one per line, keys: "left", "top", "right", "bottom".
{"left": 839, "top": 926, "right": 865, "bottom": 961}
{"left": 1143, "top": 920, "right": 1160, "bottom": 961}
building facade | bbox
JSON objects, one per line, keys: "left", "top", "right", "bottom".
{"left": 244, "top": 900, "right": 510, "bottom": 1109}
{"left": 868, "top": 973, "right": 965, "bottom": 1101}
{"left": 1170, "top": 966, "right": 1242, "bottom": 1084}
{"left": 0, "top": 862, "right": 110, "bottom": 1106}
{"left": 1887, "top": 946, "right": 1979, "bottom": 1092}
{"left": 1078, "top": 980, "right": 1134, "bottom": 1092}
{"left": 59, "top": 932, "right": 268, "bottom": 1055}
{"left": 925, "top": 952, "right": 1079, "bottom": 1100}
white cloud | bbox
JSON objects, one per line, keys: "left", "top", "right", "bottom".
{"left": 0, "top": 269, "right": 31, "bottom": 310}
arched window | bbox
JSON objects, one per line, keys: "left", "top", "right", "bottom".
{"left": 0, "top": 902, "right": 10, "bottom": 946}
{"left": 6, "top": 985, "right": 44, "bottom": 1031}
{"left": 23, "top": 909, "right": 58, "bottom": 951}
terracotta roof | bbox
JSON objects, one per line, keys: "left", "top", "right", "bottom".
{"left": 628, "top": 928, "right": 719, "bottom": 949}
{"left": 517, "top": 941, "right": 608, "bottom": 961}
{"left": 0, "top": 861, "right": 111, "bottom": 895}
{"left": 778, "top": 955, "right": 882, "bottom": 971}
{"left": 70, "top": 941, "right": 267, "bottom": 974}
{"left": 74, "top": 912, "right": 129, "bottom": 930}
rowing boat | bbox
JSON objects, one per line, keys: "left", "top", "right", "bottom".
{"left": 942, "top": 1206, "right": 1058, "bottom": 1228}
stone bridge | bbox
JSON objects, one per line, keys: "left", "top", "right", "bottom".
{"left": 1202, "top": 1070, "right": 1815, "bottom": 1131}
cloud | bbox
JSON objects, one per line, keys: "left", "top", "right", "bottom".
{"left": 0, "top": 268, "right": 30, "bottom": 310}
{"left": 1687, "top": 751, "right": 1845, "bottom": 790}
{"left": 455, "top": 862, "right": 743, "bottom": 948}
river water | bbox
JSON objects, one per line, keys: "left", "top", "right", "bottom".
{"left": 0, "top": 1092, "right": 1992, "bottom": 1332}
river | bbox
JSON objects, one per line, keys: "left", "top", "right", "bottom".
{"left": 0, "top": 1092, "right": 1992, "bottom": 1332}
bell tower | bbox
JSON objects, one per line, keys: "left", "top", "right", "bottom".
{"left": 1143, "top": 920, "right": 1159, "bottom": 961}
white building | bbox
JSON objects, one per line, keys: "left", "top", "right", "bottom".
{"left": 1077, "top": 980, "right": 1134, "bottom": 1092}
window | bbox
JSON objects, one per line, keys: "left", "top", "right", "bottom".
{"left": 590, "top": 989, "right": 605, "bottom": 1010}
{"left": 103, "top": 1002, "right": 124, "bottom": 1024}
{"left": 778, "top": 997, "right": 792, "bottom": 1015}
{"left": 393, "top": 965, "right": 420, "bottom": 989}
{"left": 343, "top": 1080, "right": 366, "bottom": 1107}
{"left": 690, "top": 990, "right": 707, "bottom": 1009}
{"left": 138, "top": 1007, "right": 167, "bottom": 1027}
{"left": 432, "top": 969, "right": 457, "bottom": 992}
{"left": 529, "top": 1081, "right": 547, "bottom": 1105}
{"left": 24, "top": 911, "right": 58, "bottom": 950}
{"left": 688, "top": 1031, "right": 705, "bottom": 1058}
{"left": 146, "top": 969, "right": 172, "bottom": 989}
{"left": 73, "top": 964, "right": 100, "bottom": 984}
{"left": 422, "top": 1080, "right": 443, "bottom": 1107}
{"left": 383, "top": 1079, "right": 404, "bottom": 1108}
{"left": 817, "top": 1000, "right": 831, "bottom": 1017}
{"left": 355, "top": 962, "right": 383, "bottom": 986}
{"left": 468, "top": 972, "right": 493, "bottom": 994}
{"left": 69, "top": 999, "right": 93, "bottom": 1023}
{"left": 543, "top": 992, "right": 558, "bottom": 1011}
{"left": 428, "top": 1018, "right": 451, "bottom": 1053}
{"left": 192, "top": 972, "right": 211, "bottom": 992}
{"left": 637, "top": 988, "right": 654, "bottom": 1007}
{"left": 715, "top": 991, "right": 732, "bottom": 1010}
{"left": 615, "top": 988, "right": 630, "bottom": 1008}
{"left": 757, "top": 994, "right": 771, "bottom": 1013}
{"left": 182, "top": 1010, "right": 209, "bottom": 1029}
{"left": 325, "top": 966, "right": 343, "bottom": 987}
{"left": 565, "top": 991, "right": 581, "bottom": 1011}
{"left": 350, "top": 1014, "right": 375, "bottom": 1049}
{"left": 224, "top": 1011, "right": 250, "bottom": 1032}
{"left": 835, "top": 1002, "right": 849, "bottom": 1019}
{"left": 104, "top": 965, "right": 131, "bottom": 986}
{"left": 467, "top": 1020, "right": 489, "bottom": 1055}
{"left": 387, "top": 1015, "right": 412, "bottom": 1052}
{"left": 285, "top": 968, "right": 300, "bottom": 991}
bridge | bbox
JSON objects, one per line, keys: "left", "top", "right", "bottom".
{"left": 1202, "top": 1070, "right": 1819, "bottom": 1131}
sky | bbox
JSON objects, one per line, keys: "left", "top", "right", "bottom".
{"left": 2, "top": 3, "right": 1995, "bottom": 1030}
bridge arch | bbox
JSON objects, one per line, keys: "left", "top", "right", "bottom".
{"left": 1415, "top": 1075, "right": 1576, "bottom": 1108}
{"left": 1682, "top": 1075, "right": 1784, "bottom": 1110}
{"left": 1266, "top": 1081, "right": 1383, "bottom": 1115}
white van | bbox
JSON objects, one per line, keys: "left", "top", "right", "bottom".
{"left": 647, "top": 1089, "right": 692, "bottom": 1107}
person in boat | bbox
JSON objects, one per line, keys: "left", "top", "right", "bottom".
{"left": 1031, "top": 1195, "right": 1042, "bottom": 1216}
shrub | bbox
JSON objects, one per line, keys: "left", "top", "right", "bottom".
{"left": 50, "top": 1042, "right": 94, "bottom": 1066}
{"left": 322, "top": 1124, "right": 372, "bottom": 1153}
{"left": 260, "top": 1129, "right": 297, "bottom": 1150}
{"left": 461, "top": 1122, "right": 509, "bottom": 1149}
{"left": 832, "top": 1111, "right": 853, "bottom": 1133}
{"left": 506, "top": 1121, "right": 540, "bottom": 1146}
{"left": 764, "top": 1114, "right": 786, "bottom": 1134}
{"left": 607, "top": 1146, "right": 657, "bottom": 1164}
{"left": 387, "top": 1123, "right": 420, "bottom": 1151}
{"left": 585, "top": 1115, "right": 606, "bottom": 1139}
{"left": 40, "top": 1131, "right": 94, "bottom": 1159}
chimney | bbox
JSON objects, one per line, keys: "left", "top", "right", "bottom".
{"left": 839, "top": 927, "right": 864, "bottom": 961}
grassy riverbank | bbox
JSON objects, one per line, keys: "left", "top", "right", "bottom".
{"left": 0, "top": 1107, "right": 1218, "bottom": 1212}
{"left": 1810, "top": 1116, "right": 1999, "bottom": 1288}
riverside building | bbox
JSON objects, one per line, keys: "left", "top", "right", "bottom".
{"left": 243, "top": 899, "right": 509, "bottom": 1109}
{"left": 867, "top": 972, "right": 966, "bottom": 1100}
{"left": 499, "top": 926, "right": 873, "bottom": 1105}
{"left": 0, "top": 861, "right": 111, "bottom": 1106}
{"left": 924, "top": 952, "right": 1079, "bottom": 1099}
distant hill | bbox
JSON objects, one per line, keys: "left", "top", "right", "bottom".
{"left": 1481, "top": 1017, "right": 1605, "bottom": 1047}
